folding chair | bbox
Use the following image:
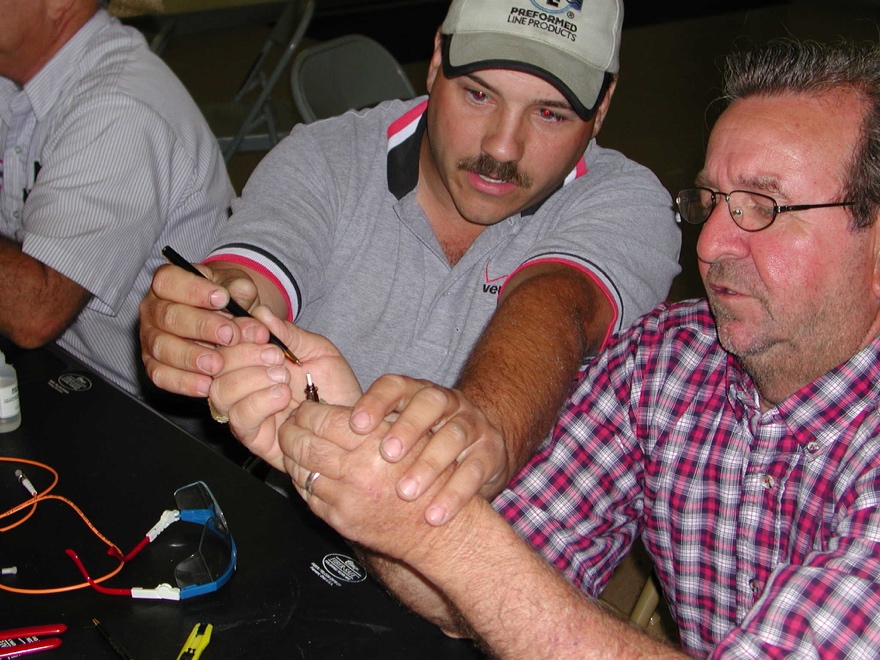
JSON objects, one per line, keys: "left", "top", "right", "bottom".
{"left": 630, "top": 572, "right": 660, "bottom": 628}
{"left": 290, "top": 34, "right": 417, "bottom": 124}
{"left": 216, "top": 0, "right": 315, "bottom": 161}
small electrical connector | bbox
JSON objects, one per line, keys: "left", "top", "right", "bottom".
{"left": 14, "top": 469, "right": 37, "bottom": 497}
{"left": 304, "top": 373, "right": 319, "bottom": 402}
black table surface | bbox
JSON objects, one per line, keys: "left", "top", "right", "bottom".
{"left": 0, "top": 340, "right": 483, "bottom": 659}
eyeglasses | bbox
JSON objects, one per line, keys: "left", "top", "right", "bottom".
{"left": 675, "top": 186, "right": 854, "bottom": 232}
{"left": 170, "top": 481, "right": 237, "bottom": 599}
{"left": 68, "top": 481, "right": 237, "bottom": 600}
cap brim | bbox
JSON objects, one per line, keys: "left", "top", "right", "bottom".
{"left": 443, "top": 33, "right": 607, "bottom": 119}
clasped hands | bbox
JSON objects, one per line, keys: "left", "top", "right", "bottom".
{"left": 139, "top": 261, "right": 509, "bottom": 525}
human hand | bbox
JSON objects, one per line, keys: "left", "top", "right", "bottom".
{"left": 208, "top": 305, "right": 362, "bottom": 469}
{"left": 348, "top": 375, "right": 509, "bottom": 527}
{"left": 139, "top": 261, "right": 269, "bottom": 397}
{"left": 280, "top": 401, "right": 459, "bottom": 565}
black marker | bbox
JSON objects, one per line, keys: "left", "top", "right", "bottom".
{"left": 161, "top": 245, "right": 302, "bottom": 366}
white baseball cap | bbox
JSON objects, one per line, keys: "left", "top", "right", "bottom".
{"left": 441, "top": 0, "right": 623, "bottom": 119}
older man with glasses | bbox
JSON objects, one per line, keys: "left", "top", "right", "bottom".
{"left": 258, "top": 37, "right": 880, "bottom": 658}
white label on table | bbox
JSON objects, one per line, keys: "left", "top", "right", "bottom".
{"left": 0, "top": 383, "right": 19, "bottom": 418}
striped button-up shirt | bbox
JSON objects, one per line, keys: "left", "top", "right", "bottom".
{"left": 0, "top": 10, "right": 231, "bottom": 395}
{"left": 495, "top": 298, "right": 880, "bottom": 658}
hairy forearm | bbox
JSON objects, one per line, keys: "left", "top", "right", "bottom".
{"left": 355, "top": 547, "right": 473, "bottom": 637}
{"left": 0, "top": 236, "right": 90, "bottom": 346}
{"left": 457, "top": 266, "right": 612, "bottom": 486}
{"left": 410, "top": 499, "right": 685, "bottom": 660}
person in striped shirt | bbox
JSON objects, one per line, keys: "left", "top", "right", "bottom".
{"left": 0, "top": 0, "right": 232, "bottom": 397}
{"left": 273, "top": 38, "right": 880, "bottom": 658}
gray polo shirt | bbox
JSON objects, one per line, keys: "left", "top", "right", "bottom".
{"left": 208, "top": 98, "right": 680, "bottom": 390}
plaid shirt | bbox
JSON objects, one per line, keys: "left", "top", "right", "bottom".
{"left": 495, "top": 299, "right": 880, "bottom": 658}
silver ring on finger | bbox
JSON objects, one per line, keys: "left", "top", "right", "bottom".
{"left": 304, "top": 471, "right": 321, "bottom": 495}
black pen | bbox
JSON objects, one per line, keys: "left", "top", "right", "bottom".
{"left": 162, "top": 245, "right": 303, "bottom": 366}
{"left": 92, "top": 618, "right": 134, "bottom": 660}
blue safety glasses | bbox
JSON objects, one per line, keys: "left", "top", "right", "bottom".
{"left": 172, "top": 481, "right": 237, "bottom": 599}
{"left": 67, "top": 481, "right": 237, "bottom": 601}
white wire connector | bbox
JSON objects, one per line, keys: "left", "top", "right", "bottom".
{"left": 131, "top": 583, "right": 181, "bottom": 600}
{"left": 1, "top": 566, "right": 17, "bottom": 575}
{"left": 14, "top": 469, "right": 37, "bottom": 497}
{"left": 145, "top": 510, "right": 180, "bottom": 542}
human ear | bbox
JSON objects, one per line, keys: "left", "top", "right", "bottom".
{"left": 589, "top": 77, "right": 617, "bottom": 138}
{"left": 425, "top": 30, "right": 443, "bottom": 94}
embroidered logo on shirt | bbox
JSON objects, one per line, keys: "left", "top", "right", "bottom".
{"left": 483, "top": 262, "right": 509, "bottom": 295}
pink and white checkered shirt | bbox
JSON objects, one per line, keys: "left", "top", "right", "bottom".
{"left": 495, "top": 299, "right": 880, "bottom": 658}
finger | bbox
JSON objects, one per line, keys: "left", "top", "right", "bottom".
{"left": 349, "top": 374, "right": 426, "bottom": 433}
{"left": 151, "top": 262, "right": 231, "bottom": 309}
{"left": 290, "top": 402, "right": 371, "bottom": 454}
{"left": 251, "top": 305, "right": 334, "bottom": 363}
{"left": 209, "top": 344, "right": 292, "bottom": 437}
{"left": 278, "top": 408, "right": 352, "bottom": 490}
{"left": 378, "top": 386, "right": 458, "bottom": 463}
{"left": 215, "top": 341, "right": 286, "bottom": 374}
{"left": 285, "top": 466, "right": 342, "bottom": 535}
{"left": 228, "top": 382, "right": 294, "bottom": 471}
{"left": 421, "top": 438, "right": 508, "bottom": 526}
{"left": 212, "top": 362, "right": 292, "bottom": 421}
{"left": 140, "top": 292, "right": 237, "bottom": 363}
{"left": 393, "top": 411, "right": 474, "bottom": 500}
{"left": 140, "top": 328, "right": 217, "bottom": 397}
{"left": 142, "top": 353, "right": 213, "bottom": 397}
{"left": 146, "top": 266, "right": 248, "bottom": 348}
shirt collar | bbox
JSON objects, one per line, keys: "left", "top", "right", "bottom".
{"left": 21, "top": 9, "right": 109, "bottom": 121}
{"left": 385, "top": 99, "right": 590, "bottom": 216}
{"left": 726, "top": 330, "right": 880, "bottom": 445}
{"left": 779, "top": 335, "right": 880, "bottom": 444}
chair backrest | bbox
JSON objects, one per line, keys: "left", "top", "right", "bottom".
{"left": 290, "top": 34, "right": 417, "bottom": 124}
{"left": 221, "top": 0, "right": 315, "bottom": 161}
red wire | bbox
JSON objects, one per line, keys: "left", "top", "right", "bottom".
{"left": 64, "top": 549, "right": 130, "bottom": 596}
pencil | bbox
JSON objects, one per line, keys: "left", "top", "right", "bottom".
{"left": 162, "top": 245, "right": 303, "bottom": 366}
{"left": 92, "top": 618, "right": 135, "bottom": 660}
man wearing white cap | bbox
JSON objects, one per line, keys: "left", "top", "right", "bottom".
{"left": 139, "top": 0, "right": 680, "bottom": 516}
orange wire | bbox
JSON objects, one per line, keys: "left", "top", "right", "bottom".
{"left": 0, "top": 456, "right": 58, "bottom": 532}
{"left": 0, "top": 456, "right": 126, "bottom": 594}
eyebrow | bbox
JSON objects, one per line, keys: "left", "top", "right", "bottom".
{"left": 695, "top": 170, "right": 784, "bottom": 196}
{"left": 463, "top": 72, "right": 574, "bottom": 112}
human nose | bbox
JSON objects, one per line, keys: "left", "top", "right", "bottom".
{"left": 480, "top": 110, "right": 525, "bottom": 164}
{"left": 696, "top": 196, "right": 750, "bottom": 264}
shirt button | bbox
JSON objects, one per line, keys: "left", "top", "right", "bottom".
{"left": 12, "top": 210, "right": 20, "bottom": 219}
{"left": 761, "top": 475, "right": 775, "bottom": 490}
{"left": 13, "top": 146, "right": 21, "bottom": 154}
{"left": 805, "top": 441, "right": 819, "bottom": 454}
{"left": 749, "top": 579, "right": 762, "bottom": 597}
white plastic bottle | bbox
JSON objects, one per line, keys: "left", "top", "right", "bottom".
{"left": 0, "top": 349, "right": 21, "bottom": 432}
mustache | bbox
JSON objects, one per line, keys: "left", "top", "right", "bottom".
{"left": 705, "top": 262, "right": 750, "bottom": 292}
{"left": 457, "top": 154, "right": 532, "bottom": 188}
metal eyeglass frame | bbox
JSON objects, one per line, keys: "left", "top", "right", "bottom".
{"left": 675, "top": 186, "right": 854, "bottom": 232}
